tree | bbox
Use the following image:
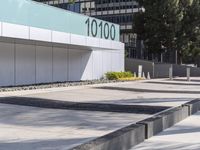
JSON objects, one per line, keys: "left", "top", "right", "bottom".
{"left": 133, "top": 0, "right": 200, "bottom": 64}
{"left": 69, "top": 0, "right": 75, "bottom": 4}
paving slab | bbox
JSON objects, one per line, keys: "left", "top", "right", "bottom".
{"left": 0, "top": 78, "right": 200, "bottom": 107}
{"left": 18, "top": 79, "right": 200, "bottom": 107}
{"left": 131, "top": 111, "right": 200, "bottom": 150}
{"left": 0, "top": 103, "right": 149, "bottom": 150}
{"left": 0, "top": 78, "right": 200, "bottom": 149}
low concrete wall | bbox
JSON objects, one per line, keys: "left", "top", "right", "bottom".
{"left": 182, "top": 99, "right": 200, "bottom": 115}
{"left": 71, "top": 124, "right": 146, "bottom": 150}
{"left": 71, "top": 99, "right": 200, "bottom": 150}
{"left": 137, "top": 106, "right": 189, "bottom": 139}
{"left": 172, "top": 64, "right": 200, "bottom": 77}
{"left": 125, "top": 58, "right": 200, "bottom": 78}
{"left": 154, "top": 63, "right": 172, "bottom": 78}
{"left": 173, "top": 64, "right": 188, "bottom": 77}
{"left": 125, "top": 58, "right": 154, "bottom": 77}
{"left": 189, "top": 66, "right": 200, "bottom": 77}
{"left": 137, "top": 116, "right": 163, "bottom": 139}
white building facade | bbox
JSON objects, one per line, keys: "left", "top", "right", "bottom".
{"left": 0, "top": 0, "right": 124, "bottom": 87}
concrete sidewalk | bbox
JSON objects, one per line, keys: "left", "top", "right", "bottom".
{"left": 0, "top": 103, "right": 149, "bottom": 150}
{"left": 131, "top": 111, "right": 200, "bottom": 150}
{"left": 1, "top": 78, "right": 200, "bottom": 107}
{"left": 0, "top": 78, "right": 200, "bottom": 150}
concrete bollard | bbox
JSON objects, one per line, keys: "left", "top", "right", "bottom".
{"left": 169, "top": 65, "right": 173, "bottom": 80}
{"left": 187, "top": 68, "right": 190, "bottom": 82}
{"left": 138, "top": 65, "right": 143, "bottom": 78}
{"left": 147, "top": 72, "right": 151, "bottom": 80}
{"left": 134, "top": 72, "right": 137, "bottom": 78}
{"left": 142, "top": 72, "right": 146, "bottom": 79}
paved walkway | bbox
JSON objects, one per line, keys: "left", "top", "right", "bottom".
{"left": 0, "top": 103, "right": 149, "bottom": 150}
{"left": 0, "top": 77, "right": 200, "bottom": 149}
{"left": 131, "top": 111, "right": 200, "bottom": 150}
{"left": 1, "top": 78, "right": 200, "bottom": 107}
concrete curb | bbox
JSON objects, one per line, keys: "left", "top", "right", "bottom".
{"left": 182, "top": 99, "right": 200, "bottom": 115}
{"left": 71, "top": 99, "right": 200, "bottom": 150}
{"left": 137, "top": 105, "right": 189, "bottom": 139}
{"left": 70, "top": 124, "right": 145, "bottom": 150}
{"left": 0, "top": 97, "right": 169, "bottom": 114}
{"left": 137, "top": 116, "right": 163, "bottom": 139}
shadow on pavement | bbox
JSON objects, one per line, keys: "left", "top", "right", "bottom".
{"left": 97, "top": 98, "right": 190, "bottom": 105}
{"left": 0, "top": 97, "right": 169, "bottom": 114}
{"left": 0, "top": 102, "right": 146, "bottom": 129}
{"left": 0, "top": 138, "right": 92, "bottom": 150}
{"left": 96, "top": 86, "right": 200, "bottom": 94}
{"left": 146, "top": 81, "right": 200, "bottom": 86}
{"left": 133, "top": 141, "right": 200, "bottom": 150}
{"left": 170, "top": 79, "right": 200, "bottom": 82}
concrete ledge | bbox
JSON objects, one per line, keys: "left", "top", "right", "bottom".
{"left": 156, "top": 106, "right": 189, "bottom": 129}
{"left": 0, "top": 97, "right": 169, "bottom": 114}
{"left": 70, "top": 99, "right": 197, "bottom": 149}
{"left": 137, "top": 105, "right": 189, "bottom": 139}
{"left": 182, "top": 99, "right": 200, "bottom": 115}
{"left": 137, "top": 116, "right": 163, "bottom": 139}
{"left": 70, "top": 124, "right": 145, "bottom": 150}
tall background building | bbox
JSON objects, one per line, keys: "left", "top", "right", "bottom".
{"left": 35, "top": 0, "right": 146, "bottom": 59}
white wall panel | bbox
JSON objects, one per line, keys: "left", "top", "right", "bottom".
{"left": 53, "top": 47, "right": 68, "bottom": 82}
{"left": 36, "top": 46, "right": 53, "bottom": 83}
{"left": 92, "top": 50, "right": 103, "bottom": 79}
{"left": 68, "top": 49, "right": 82, "bottom": 81}
{"left": 86, "top": 37, "right": 100, "bottom": 48}
{"left": 0, "top": 42, "right": 14, "bottom": 86}
{"left": 0, "top": 22, "right": 2, "bottom": 36}
{"left": 111, "top": 51, "right": 121, "bottom": 72}
{"left": 119, "top": 51, "right": 125, "bottom": 72}
{"left": 0, "top": 19, "right": 125, "bottom": 86}
{"left": 2, "top": 22, "right": 29, "bottom": 39}
{"left": 52, "top": 31, "right": 70, "bottom": 44}
{"left": 15, "top": 44, "right": 36, "bottom": 85}
{"left": 99, "top": 39, "right": 112, "bottom": 49}
{"left": 111, "top": 41, "right": 124, "bottom": 50}
{"left": 119, "top": 43, "right": 125, "bottom": 51}
{"left": 111, "top": 41, "right": 118, "bottom": 50}
{"left": 70, "top": 34, "right": 86, "bottom": 46}
{"left": 81, "top": 51, "right": 93, "bottom": 80}
{"left": 30, "top": 27, "right": 51, "bottom": 42}
{"left": 102, "top": 51, "right": 112, "bottom": 74}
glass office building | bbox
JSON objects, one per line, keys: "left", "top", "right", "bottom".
{"left": 35, "top": 0, "right": 145, "bottom": 59}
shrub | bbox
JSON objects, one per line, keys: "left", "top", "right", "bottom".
{"left": 105, "top": 71, "right": 133, "bottom": 80}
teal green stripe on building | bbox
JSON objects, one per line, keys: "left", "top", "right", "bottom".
{"left": 0, "top": 0, "right": 119, "bottom": 41}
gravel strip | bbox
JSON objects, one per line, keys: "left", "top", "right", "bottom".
{"left": 0, "top": 80, "right": 134, "bottom": 92}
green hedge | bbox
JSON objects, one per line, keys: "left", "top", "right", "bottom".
{"left": 105, "top": 71, "right": 133, "bottom": 80}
